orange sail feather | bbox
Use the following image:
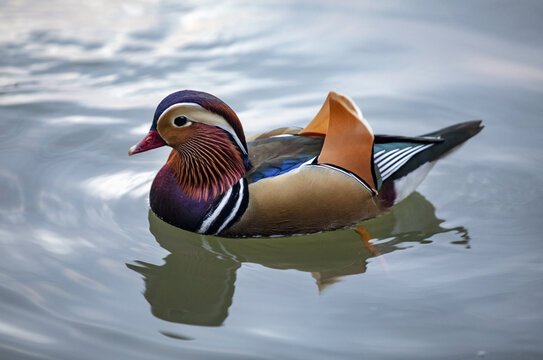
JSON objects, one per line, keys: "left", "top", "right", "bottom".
{"left": 299, "top": 91, "right": 377, "bottom": 191}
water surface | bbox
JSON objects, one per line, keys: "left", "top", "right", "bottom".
{"left": 1, "top": 1, "right": 543, "bottom": 359}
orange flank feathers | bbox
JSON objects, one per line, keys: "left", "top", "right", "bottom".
{"left": 299, "top": 91, "right": 377, "bottom": 191}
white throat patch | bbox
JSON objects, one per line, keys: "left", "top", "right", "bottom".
{"left": 157, "top": 102, "right": 247, "bottom": 155}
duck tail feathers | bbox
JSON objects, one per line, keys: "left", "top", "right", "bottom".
{"left": 420, "top": 120, "right": 484, "bottom": 149}
{"left": 376, "top": 120, "right": 483, "bottom": 206}
{"left": 381, "top": 120, "right": 483, "bottom": 182}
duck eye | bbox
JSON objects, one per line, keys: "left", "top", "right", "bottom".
{"left": 173, "top": 116, "right": 190, "bottom": 127}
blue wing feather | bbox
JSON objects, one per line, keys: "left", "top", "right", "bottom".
{"left": 248, "top": 154, "right": 315, "bottom": 183}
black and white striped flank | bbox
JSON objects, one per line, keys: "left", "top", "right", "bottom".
{"left": 197, "top": 178, "right": 249, "bottom": 235}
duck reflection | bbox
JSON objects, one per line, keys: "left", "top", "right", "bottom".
{"left": 128, "top": 192, "right": 468, "bottom": 326}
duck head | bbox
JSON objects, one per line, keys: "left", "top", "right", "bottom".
{"left": 129, "top": 90, "right": 249, "bottom": 201}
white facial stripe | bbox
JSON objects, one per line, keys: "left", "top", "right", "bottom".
{"left": 157, "top": 103, "right": 247, "bottom": 155}
{"left": 214, "top": 124, "right": 247, "bottom": 155}
{"left": 157, "top": 102, "right": 203, "bottom": 123}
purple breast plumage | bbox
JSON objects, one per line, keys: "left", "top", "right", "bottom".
{"left": 150, "top": 163, "right": 215, "bottom": 232}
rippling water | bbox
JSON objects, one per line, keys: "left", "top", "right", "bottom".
{"left": 1, "top": 1, "right": 543, "bottom": 359}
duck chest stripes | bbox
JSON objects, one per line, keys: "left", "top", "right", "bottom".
{"left": 197, "top": 178, "right": 249, "bottom": 235}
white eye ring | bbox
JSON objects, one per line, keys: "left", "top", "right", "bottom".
{"left": 172, "top": 115, "right": 193, "bottom": 127}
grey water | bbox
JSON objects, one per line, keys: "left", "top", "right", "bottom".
{"left": 1, "top": 1, "right": 543, "bottom": 359}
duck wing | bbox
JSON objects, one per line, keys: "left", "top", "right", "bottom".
{"left": 246, "top": 134, "right": 324, "bottom": 184}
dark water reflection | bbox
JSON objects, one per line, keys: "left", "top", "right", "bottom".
{"left": 130, "top": 193, "right": 468, "bottom": 327}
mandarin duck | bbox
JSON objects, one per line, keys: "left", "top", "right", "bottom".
{"left": 129, "top": 90, "right": 482, "bottom": 237}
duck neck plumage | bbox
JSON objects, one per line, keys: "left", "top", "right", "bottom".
{"left": 150, "top": 125, "right": 247, "bottom": 231}
{"left": 168, "top": 124, "right": 246, "bottom": 201}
